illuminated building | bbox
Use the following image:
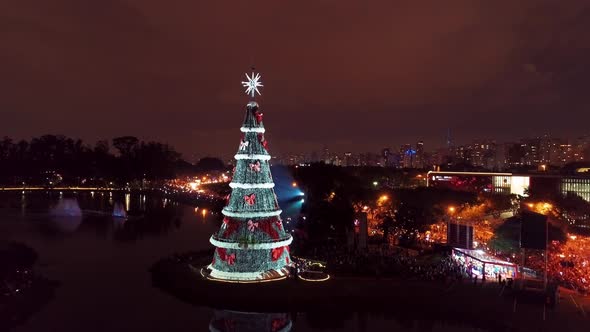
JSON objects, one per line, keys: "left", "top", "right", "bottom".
{"left": 428, "top": 170, "right": 590, "bottom": 229}
{"left": 400, "top": 144, "right": 414, "bottom": 168}
{"left": 452, "top": 248, "right": 518, "bottom": 280}
{"left": 561, "top": 178, "right": 590, "bottom": 202}
{"left": 415, "top": 141, "right": 424, "bottom": 169}
{"left": 521, "top": 138, "right": 541, "bottom": 166}
{"left": 344, "top": 152, "right": 354, "bottom": 166}
{"left": 381, "top": 148, "right": 391, "bottom": 167}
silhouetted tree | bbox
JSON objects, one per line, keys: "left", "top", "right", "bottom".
{"left": 195, "top": 157, "right": 226, "bottom": 172}
{"left": 0, "top": 135, "right": 188, "bottom": 185}
{"left": 112, "top": 136, "right": 139, "bottom": 158}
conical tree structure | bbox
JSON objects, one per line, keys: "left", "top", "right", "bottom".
{"left": 208, "top": 100, "right": 292, "bottom": 281}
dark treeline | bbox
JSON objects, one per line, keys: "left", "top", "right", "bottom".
{"left": 0, "top": 135, "right": 192, "bottom": 186}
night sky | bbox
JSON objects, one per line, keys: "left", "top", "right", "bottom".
{"left": 2, "top": 0, "right": 590, "bottom": 159}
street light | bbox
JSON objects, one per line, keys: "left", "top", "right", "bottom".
{"left": 448, "top": 206, "right": 455, "bottom": 214}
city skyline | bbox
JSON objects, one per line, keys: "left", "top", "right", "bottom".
{"left": 270, "top": 132, "right": 590, "bottom": 169}
{"left": 2, "top": 1, "right": 590, "bottom": 157}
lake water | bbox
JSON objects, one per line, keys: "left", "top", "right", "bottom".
{"left": 0, "top": 192, "right": 486, "bottom": 332}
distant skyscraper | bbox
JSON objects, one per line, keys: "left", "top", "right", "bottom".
{"left": 415, "top": 141, "right": 424, "bottom": 169}
{"left": 344, "top": 152, "right": 353, "bottom": 166}
{"left": 400, "top": 144, "right": 414, "bottom": 168}
{"left": 322, "top": 147, "right": 330, "bottom": 164}
{"left": 520, "top": 138, "right": 541, "bottom": 166}
{"left": 507, "top": 143, "right": 524, "bottom": 167}
{"left": 310, "top": 151, "right": 319, "bottom": 163}
{"left": 447, "top": 128, "right": 454, "bottom": 151}
{"left": 381, "top": 148, "right": 391, "bottom": 167}
{"left": 495, "top": 143, "right": 509, "bottom": 170}
{"left": 540, "top": 134, "right": 552, "bottom": 164}
{"left": 468, "top": 139, "right": 496, "bottom": 168}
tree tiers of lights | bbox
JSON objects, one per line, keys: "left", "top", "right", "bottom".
{"left": 207, "top": 71, "right": 292, "bottom": 281}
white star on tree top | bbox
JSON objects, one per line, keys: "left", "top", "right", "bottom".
{"left": 242, "top": 72, "right": 263, "bottom": 98}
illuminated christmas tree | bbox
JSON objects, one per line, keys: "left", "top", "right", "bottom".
{"left": 207, "top": 70, "right": 292, "bottom": 281}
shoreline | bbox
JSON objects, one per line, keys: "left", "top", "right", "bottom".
{"left": 151, "top": 253, "right": 589, "bottom": 332}
{"left": 0, "top": 242, "right": 59, "bottom": 331}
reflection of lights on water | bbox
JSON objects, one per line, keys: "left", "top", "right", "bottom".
{"left": 195, "top": 207, "right": 199, "bottom": 213}
{"left": 125, "top": 193, "right": 130, "bottom": 211}
{"left": 202, "top": 209, "right": 207, "bottom": 217}
{"left": 297, "top": 273, "right": 330, "bottom": 282}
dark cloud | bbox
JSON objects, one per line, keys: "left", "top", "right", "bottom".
{"left": 1, "top": 0, "right": 589, "bottom": 159}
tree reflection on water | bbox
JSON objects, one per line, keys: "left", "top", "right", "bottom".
{"left": 209, "top": 310, "right": 292, "bottom": 332}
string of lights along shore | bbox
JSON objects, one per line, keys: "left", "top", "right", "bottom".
{"left": 207, "top": 70, "right": 293, "bottom": 281}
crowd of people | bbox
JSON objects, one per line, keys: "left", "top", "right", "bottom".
{"left": 305, "top": 244, "right": 466, "bottom": 282}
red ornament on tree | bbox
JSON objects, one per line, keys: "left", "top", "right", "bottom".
{"left": 217, "top": 247, "right": 236, "bottom": 265}
{"left": 254, "top": 111, "right": 264, "bottom": 124}
{"left": 244, "top": 193, "right": 256, "bottom": 206}
{"left": 224, "top": 319, "right": 236, "bottom": 331}
{"left": 249, "top": 161, "right": 261, "bottom": 172}
{"left": 258, "top": 219, "right": 279, "bottom": 239}
{"left": 271, "top": 247, "right": 284, "bottom": 261}
{"left": 247, "top": 220, "right": 259, "bottom": 232}
{"left": 217, "top": 247, "right": 228, "bottom": 261}
{"left": 222, "top": 218, "right": 240, "bottom": 238}
{"left": 271, "top": 318, "right": 286, "bottom": 332}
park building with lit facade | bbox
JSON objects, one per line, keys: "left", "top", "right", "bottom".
{"left": 427, "top": 170, "right": 590, "bottom": 228}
